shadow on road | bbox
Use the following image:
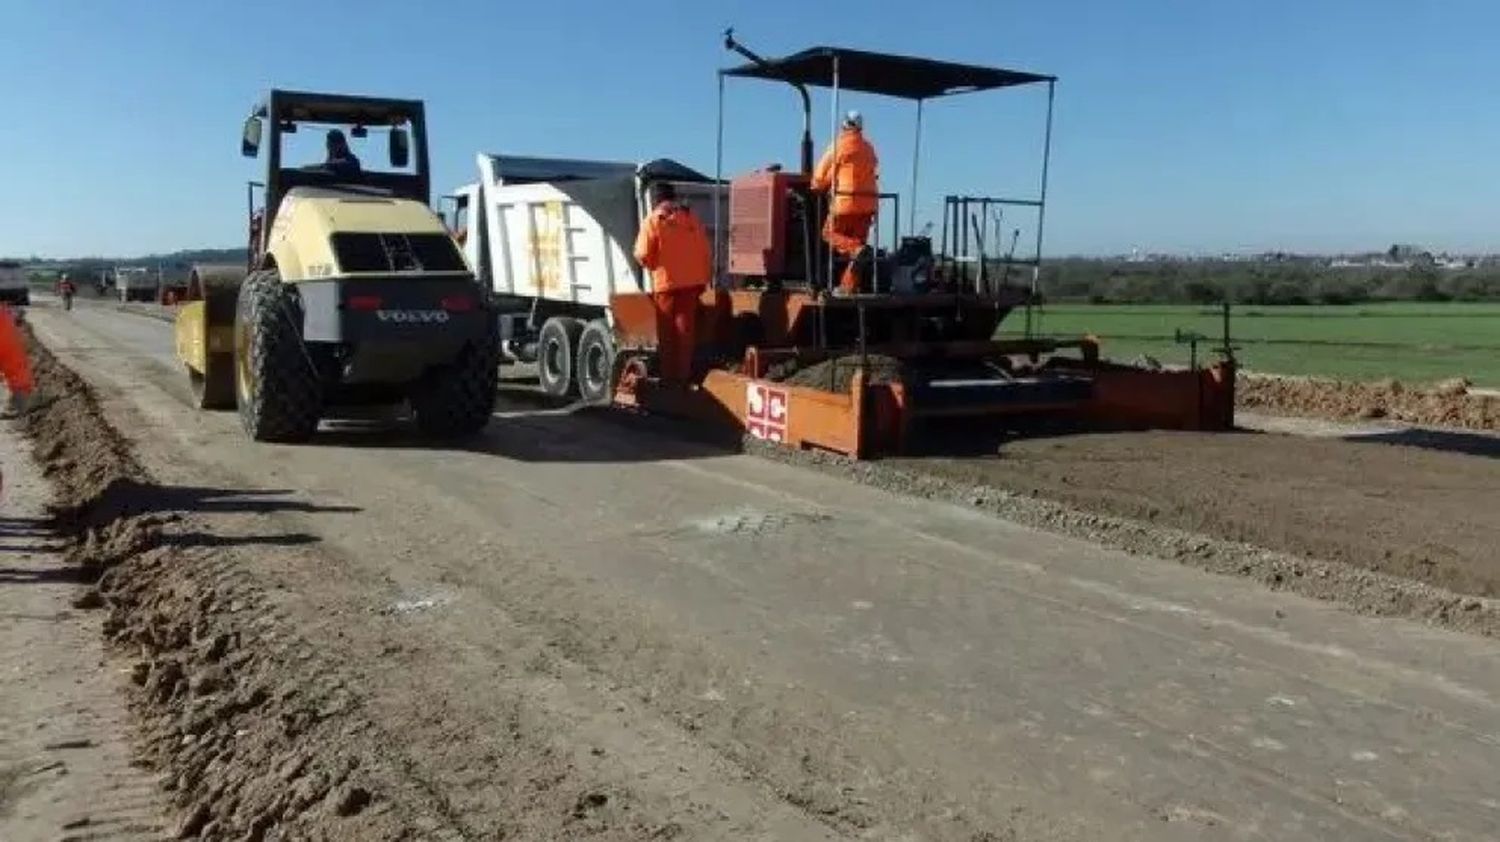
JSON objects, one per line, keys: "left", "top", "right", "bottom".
{"left": 1341, "top": 427, "right": 1500, "bottom": 460}
{"left": 309, "top": 376, "right": 744, "bottom": 464}
{"left": 891, "top": 414, "right": 1267, "bottom": 459}
{"left": 0, "top": 564, "right": 87, "bottom": 585}
{"left": 0, "top": 516, "right": 56, "bottom": 536}
{"left": 45, "top": 480, "right": 355, "bottom": 572}
{"left": 144, "top": 484, "right": 362, "bottom": 516}
{"left": 165, "top": 531, "right": 321, "bottom": 550}
{"left": 314, "top": 404, "right": 741, "bottom": 464}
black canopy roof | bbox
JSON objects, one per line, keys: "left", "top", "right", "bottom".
{"left": 256, "top": 89, "right": 422, "bottom": 126}
{"left": 722, "top": 46, "right": 1053, "bottom": 100}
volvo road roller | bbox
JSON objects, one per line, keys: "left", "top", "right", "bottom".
{"left": 175, "top": 89, "right": 498, "bottom": 442}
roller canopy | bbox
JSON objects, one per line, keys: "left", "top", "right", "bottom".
{"left": 722, "top": 46, "right": 1053, "bottom": 100}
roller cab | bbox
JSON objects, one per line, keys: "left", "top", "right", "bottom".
{"left": 175, "top": 89, "right": 500, "bottom": 443}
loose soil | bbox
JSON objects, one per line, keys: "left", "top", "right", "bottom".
{"left": 1238, "top": 372, "right": 1500, "bottom": 431}
{"left": 770, "top": 354, "right": 909, "bottom": 391}
{"left": 753, "top": 431, "right": 1500, "bottom": 636}
{"left": 759, "top": 359, "right": 1500, "bottom": 622}
{"left": 18, "top": 331, "right": 455, "bottom": 840}
{"left": 0, "top": 414, "right": 169, "bottom": 841}
{"left": 897, "top": 425, "right": 1500, "bottom": 596}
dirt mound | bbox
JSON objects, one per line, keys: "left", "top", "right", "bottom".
{"left": 771, "top": 353, "right": 909, "bottom": 392}
{"left": 18, "top": 329, "right": 455, "bottom": 840}
{"left": 1238, "top": 373, "right": 1500, "bottom": 431}
{"left": 21, "top": 333, "right": 148, "bottom": 525}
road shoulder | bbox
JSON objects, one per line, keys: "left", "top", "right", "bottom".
{"left": 0, "top": 415, "right": 167, "bottom": 841}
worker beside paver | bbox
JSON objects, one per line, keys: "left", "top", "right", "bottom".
{"left": 0, "top": 304, "right": 33, "bottom": 417}
{"left": 634, "top": 182, "right": 712, "bottom": 384}
{"left": 811, "top": 110, "right": 880, "bottom": 295}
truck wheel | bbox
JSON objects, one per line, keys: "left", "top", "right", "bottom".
{"left": 537, "top": 316, "right": 582, "bottom": 398}
{"left": 190, "top": 352, "right": 236, "bottom": 410}
{"left": 234, "top": 270, "right": 322, "bottom": 442}
{"left": 411, "top": 326, "right": 501, "bottom": 438}
{"left": 576, "top": 320, "right": 616, "bottom": 405}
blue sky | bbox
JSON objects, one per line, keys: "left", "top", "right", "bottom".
{"left": 2, "top": 0, "right": 1498, "bottom": 258}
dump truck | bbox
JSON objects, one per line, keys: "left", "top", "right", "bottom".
{"left": 115, "top": 267, "right": 157, "bottom": 302}
{"left": 174, "top": 89, "right": 499, "bottom": 442}
{"left": 0, "top": 261, "right": 27, "bottom": 306}
{"left": 447, "top": 155, "right": 724, "bottom": 402}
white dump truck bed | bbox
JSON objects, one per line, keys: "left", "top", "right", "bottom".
{"left": 114, "top": 267, "right": 158, "bottom": 302}
{"left": 449, "top": 153, "right": 726, "bottom": 399}
{"left": 457, "top": 154, "right": 725, "bottom": 309}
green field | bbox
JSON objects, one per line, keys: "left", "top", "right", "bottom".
{"left": 1000, "top": 302, "right": 1500, "bottom": 386}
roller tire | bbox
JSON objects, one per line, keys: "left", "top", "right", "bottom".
{"left": 234, "top": 270, "right": 322, "bottom": 442}
{"left": 411, "top": 323, "right": 502, "bottom": 438}
{"left": 537, "top": 316, "right": 583, "bottom": 398}
{"left": 575, "top": 320, "right": 616, "bottom": 405}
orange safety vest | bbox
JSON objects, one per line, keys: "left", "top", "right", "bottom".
{"left": 0, "top": 306, "right": 34, "bottom": 396}
{"left": 811, "top": 128, "right": 879, "bottom": 216}
{"left": 633, "top": 201, "right": 712, "bottom": 292}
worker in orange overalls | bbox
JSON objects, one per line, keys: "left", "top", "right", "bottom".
{"left": 811, "top": 110, "right": 880, "bottom": 295}
{"left": 634, "top": 182, "right": 711, "bottom": 384}
{"left": 0, "top": 303, "right": 34, "bottom": 418}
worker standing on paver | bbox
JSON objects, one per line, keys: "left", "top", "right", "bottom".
{"left": 634, "top": 182, "right": 711, "bottom": 384}
{"left": 811, "top": 110, "right": 880, "bottom": 295}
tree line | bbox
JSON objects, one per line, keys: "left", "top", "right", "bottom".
{"left": 1036, "top": 259, "right": 1500, "bottom": 305}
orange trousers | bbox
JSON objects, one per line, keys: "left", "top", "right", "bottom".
{"left": 652, "top": 287, "right": 702, "bottom": 383}
{"left": 823, "top": 212, "right": 875, "bottom": 292}
{"left": 0, "top": 309, "right": 33, "bottom": 396}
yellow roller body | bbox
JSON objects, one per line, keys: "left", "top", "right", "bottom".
{"left": 175, "top": 264, "right": 244, "bottom": 409}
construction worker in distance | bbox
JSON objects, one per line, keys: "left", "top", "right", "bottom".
{"left": 58, "top": 273, "right": 76, "bottom": 310}
{"left": 0, "top": 302, "right": 34, "bottom": 419}
{"left": 634, "top": 182, "right": 711, "bottom": 384}
{"left": 811, "top": 110, "right": 879, "bottom": 295}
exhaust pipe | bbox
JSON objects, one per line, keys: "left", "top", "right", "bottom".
{"left": 501, "top": 339, "right": 538, "bottom": 364}
{"left": 724, "top": 29, "right": 814, "bottom": 175}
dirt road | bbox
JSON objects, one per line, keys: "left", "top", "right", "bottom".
{"left": 13, "top": 298, "right": 1500, "bottom": 840}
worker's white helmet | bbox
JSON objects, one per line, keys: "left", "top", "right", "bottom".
{"left": 843, "top": 110, "right": 863, "bottom": 130}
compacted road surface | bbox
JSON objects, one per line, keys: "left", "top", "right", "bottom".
{"left": 12, "top": 299, "right": 1500, "bottom": 841}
